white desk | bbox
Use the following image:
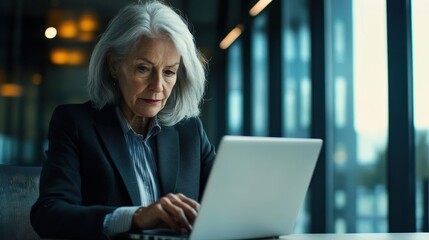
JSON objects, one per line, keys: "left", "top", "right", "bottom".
{"left": 46, "top": 233, "right": 429, "bottom": 240}
{"left": 278, "top": 233, "right": 429, "bottom": 240}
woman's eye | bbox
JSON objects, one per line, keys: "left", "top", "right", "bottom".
{"left": 164, "top": 70, "right": 176, "bottom": 76}
{"left": 137, "top": 66, "right": 150, "bottom": 73}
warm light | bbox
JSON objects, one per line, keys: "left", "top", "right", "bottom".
{"left": 79, "top": 13, "right": 98, "bottom": 32}
{"left": 249, "top": 0, "right": 273, "bottom": 16}
{"left": 0, "top": 83, "right": 23, "bottom": 97}
{"left": 58, "top": 20, "right": 78, "bottom": 38}
{"left": 68, "top": 50, "right": 85, "bottom": 65}
{"left": 219, "top": 25, "right": 244, "bottom": 50}
{"left": 50, "top": 48, "right": 69, "bottom": 65}
{"left": 50, "top": 48, "right": 85, "bottom": 65}
{"left": 79, "top": 32, "right": 95, "bottom": 42}
{"left": 45, "top": 27, "right": 57, "bottom": 39}
{"left": 32, "top": 73, "right": 42, "bottom": 85}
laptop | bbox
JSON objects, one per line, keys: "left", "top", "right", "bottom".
{"left": 118, "top": 135, "right": 323, "bottom": 240}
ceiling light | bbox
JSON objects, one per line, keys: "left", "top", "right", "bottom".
{"left": 50, "top": 48, "right": 85, "bottom": 65}
{"left": 249, "top": 0, "right": 272, "bottom": 16}
{"left": 79, "top": 12, "right": 98, "bottom": 32}
{"left": 50, "top": 48, "right": 69, "bottom": 65}
{"left": 219, "top": 24, "right": 244, "bottom": 50}
{"left": 45, "top": 27, "right": 57, "bottom": 39}
{"left": 68, "top": 50, "right": 85, "bottom": 65}
{"left": 0, "top": 83, "right": 23, "bottom": 97}
{"left": 58, "top": 20, "right": 78, "bottom": 38}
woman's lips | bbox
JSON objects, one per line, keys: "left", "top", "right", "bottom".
{"left": 142, "top": 99, "right": 161, "bottom": 104}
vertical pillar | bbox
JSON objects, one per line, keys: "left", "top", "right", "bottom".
{"left": 386, "top": 0, "right": 416, "bottom": 232}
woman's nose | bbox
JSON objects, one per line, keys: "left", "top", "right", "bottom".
{"left": 149, "top": 72, "right": 163, "bottom": 92}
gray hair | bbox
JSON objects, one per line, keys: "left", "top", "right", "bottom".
{"left": 87, "top": 0, "right": 207, "bottom": 126}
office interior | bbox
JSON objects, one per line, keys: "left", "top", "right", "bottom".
{"left": 0, "top": 0, "right": 428, "bottom": 235}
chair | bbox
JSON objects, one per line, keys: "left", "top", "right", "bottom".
{"left": 0, "top": 165, "right": 41, "bottom": 240}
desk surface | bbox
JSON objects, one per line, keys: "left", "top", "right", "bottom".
{"left": 45, "top": 232, "right": 429, "bottom": 240}
{"left": 279, "top": 233, "right": 429, "bottom": 240}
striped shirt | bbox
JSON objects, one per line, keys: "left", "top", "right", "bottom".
{"left": 103, "top": 108, "right": 162, "bottom": 236}
{"left": 115, "top": 107, "right": 161, "bottom": 206}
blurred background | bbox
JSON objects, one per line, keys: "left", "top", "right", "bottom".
{"left": 0, "top": 0, "right": 428, "bottom": 235}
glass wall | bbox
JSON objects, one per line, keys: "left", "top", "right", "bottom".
{"left": 227, "top": 40, "right": 243, "bottom": 135}
{"left": 326, "top": 0, "right": 388, "bottom": 232}
{"left": 282, "top": 0, "right": 311, "bottom": 138}
{"left": 222, "top": 0, "right": 428, "bottom": 234}
{"left": 352, "top": 0, "right": 388, "bottom": 232}
{"left": 412, "top": 0, "right": 429, "bottom": 231}
{"left": 251, "top": 13, "right": 269, "bottom": 136}
{"left": 281, "top": 0, "right": 311, "bottom": 232}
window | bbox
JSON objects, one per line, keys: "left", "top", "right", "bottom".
{"left": 282, "top": 0, "right": 311, "bottom": 138}
{"left": 251, "top": 13, "right": 269, "bottom": 136}
{"left": 412, "top": 0, "right": 429, "bottom": 231}
{"left": 227, "top": 40, "right": 244, "bottom": 135}
{"left": 326, "top": 0, "right": 388, "bottom": 232}
{"left": 281, "top": 0, "right": 312, "bottom": 232}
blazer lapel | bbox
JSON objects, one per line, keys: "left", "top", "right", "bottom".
{"left": 156, "top": 126, "right": 180, "bottom": 195}
{"left": 94, "top": 106, "right": 141, "bottom": 205}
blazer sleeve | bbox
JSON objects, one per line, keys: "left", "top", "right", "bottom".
{"left": 30, "top": 105, "right": 116, "bottom": 240}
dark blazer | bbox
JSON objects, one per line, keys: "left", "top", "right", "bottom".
{"left": 30, "top": 101, "right": 216, "bottom": 239}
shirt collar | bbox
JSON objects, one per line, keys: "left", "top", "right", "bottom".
{"left": 115, "top": 106, "right": 161, "bottom": 139}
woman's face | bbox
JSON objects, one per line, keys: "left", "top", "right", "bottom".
{"left": 112, "top": 36, "right": 180, "bottom": 120}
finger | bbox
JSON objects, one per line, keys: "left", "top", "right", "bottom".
{"left": 177, "top": 193, "right": 200, "bottom": 212}
{"left": 168, "top": 194, "right": 199, "bottom": 224}
{"left": 153, "top": 203, "right": 182, "bottom": 231}
{"left": 161, "top": 196, "right": 192, "bottom": 231}
{"left": 167, "top": 193, "right": 199, "bottom": 216}
{"left": 133, "top": 205, "right": 180, "bottom": 231}
{"left": 166, "top": 194, "right": 198, "bottom": 221}
{"left": 160, "top": 196, "right": 193, "bottom": 232}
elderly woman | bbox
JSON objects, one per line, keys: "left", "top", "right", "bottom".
{"left": 30, "top": 1, "right": 215, "bottom": 239}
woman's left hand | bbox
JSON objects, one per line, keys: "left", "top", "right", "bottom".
{"left": 132, "top": 193, "right": 200, "bottom": 232}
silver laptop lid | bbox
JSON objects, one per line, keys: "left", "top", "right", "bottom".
{"left": 190, "top": 136, "right": 323, "bottom": 240}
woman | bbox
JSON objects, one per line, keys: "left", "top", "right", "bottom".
{"left": 30, "top": 1, "right": 215, "bottom": 239}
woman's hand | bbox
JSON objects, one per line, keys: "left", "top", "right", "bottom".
{"left": 132, "top": 193, "right": 200, "bottom": 233}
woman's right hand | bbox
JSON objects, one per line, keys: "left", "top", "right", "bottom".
{"left": 132, "top": 193, "right": 200, "bottom": 233}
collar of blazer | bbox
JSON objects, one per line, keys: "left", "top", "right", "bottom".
{"left": 93, "top": 104, "right": 180, "bottom": 206}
